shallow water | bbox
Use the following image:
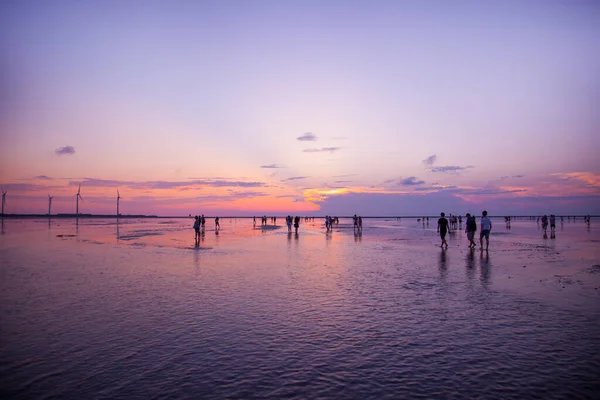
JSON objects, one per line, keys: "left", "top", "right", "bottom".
{"left": 1, "top": 217, "right": 599, "bottom": 399}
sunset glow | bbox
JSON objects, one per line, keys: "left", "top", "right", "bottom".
{"left": 1, "top": 1, "right": 599, "bottom": 216}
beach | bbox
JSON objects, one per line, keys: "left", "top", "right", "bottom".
{"left": 1, "top": 217, "right": 599, "bottom": 399}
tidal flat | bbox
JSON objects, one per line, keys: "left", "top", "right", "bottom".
{"left": 1, "top": 217, "right": 599, "bottom": 399}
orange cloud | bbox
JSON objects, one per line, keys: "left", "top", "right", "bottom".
{"left": 551, "top": 172, "right": 600, "bottom": 188}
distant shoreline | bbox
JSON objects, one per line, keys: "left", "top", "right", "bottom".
{"left": 0, "top": 214, "right": 596, "bottom": 219}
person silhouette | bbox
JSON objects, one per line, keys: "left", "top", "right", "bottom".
{"left": 480, "top": 211, "right": 492, "bottom": 251}
{"left": 465, "top": 213, "right": 477, "bottom": 249}
{"left": 437, "top": 212, "right": 449, "bottom": 249}
{"left": 193, "top": 216, "right": 200, "bottom": 240}
{"left": 541, "top": 215, "right": 548, "bottom": 235}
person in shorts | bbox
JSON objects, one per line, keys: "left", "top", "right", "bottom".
{"left": 480, "top": 210, "right": 492, "bottom": 251}
{"left": 193, "top": 216, "right": 200, "bottom": 240}
{"left": 437, "top": 212, "right": 449, "bottom": 249}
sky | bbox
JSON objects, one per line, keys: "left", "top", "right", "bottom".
{"left": 1, "top": 0, "right": 599, "bottom": 216}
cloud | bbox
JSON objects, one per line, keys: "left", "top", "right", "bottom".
{"left": 317, "top": 191, "right": 600, "bottom": 216}
{"left": 281, "top": 176, "right": 309, "bottom": 182}
{"left": 501, "top": 174, "right": 525, "bottom": 180}
{"left": 34, "top": 175, "right": 53, "bottom": 180}
{"left": 0, "top": 183, "right": 50, "bottom": 191}
{"left": 451, "top": 187, "right": 527, "bottom": 195}
{"left": 414, "top": 185, "right": 457, "bottom": 192}
{"left": 430, "top": 165, "right": 473, "bottom": 173}
{"left": 422, "top": 154, "right": 437, "bottom": 166}
{"left": 399, "top": 176, "right": 425, "bottom": 185}
{"left": 55, "top": 146, "right": 76, "bottom": 156}
{"left": 127, "top": 191, "right": 270, "bottom": 205}
{"left": 69, "top": 178, "right": 266, "bottom": 189}
{"left": 333, "top": 174, "right": 358, "bottom": 178}
{"left": 260, "top": 164, "right": 285, "bottom": 169}
{"left": 334, "top": 180, "right": 354, "bottom": 183}
{"left": 421, "top": 155, "right": 473, "bottom": 174}
{"left": 297, "top": 132, "right": 317, "bottom": 141}
{"left": 551, "top": 172, "right": 600, "bottom": 188}
{"left": 303, "top": 147, "right": 341, "bottom": 153}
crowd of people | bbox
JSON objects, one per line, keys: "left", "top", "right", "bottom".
{"left": 191, "top": 212, "right": 592, "bottom": 248}
{"left": 437, "top": 211, "right": 492, "bottom": 251}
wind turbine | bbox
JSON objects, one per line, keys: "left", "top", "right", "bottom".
{"left": 75, "top": 184, "right": 83, "bottom": 216}
{"left": 48, "top": 193, "right": 53, "bottom": 216}
{"left": 1, "top": 189, "right": 6, "bottom": 215}
{"left": 117, "top": 189, "right": 121, "bottom": 217}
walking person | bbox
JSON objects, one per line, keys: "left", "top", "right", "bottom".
{"left": 193, "top": 215, "right": 200, "bottom": 241}
{"left": 437, "top": 212, "right": 449, "bottom": 249}
{"left": 215, "top": 216, "right": 220, "bottom": 230}
{"left": 294, "top": 216, "right": 300, "bottom": 234}
{"left": 480, "top": 211, "right": 492, "bottom": 251}
{"left": 541, "top": 215, "right": 548, "bottom": 234}
{"left": 465, "top": 213, "right": 477, "bottom": 249}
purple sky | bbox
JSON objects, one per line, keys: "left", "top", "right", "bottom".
{"left": 1, "top": 0, "right": 599, "bottom": 216}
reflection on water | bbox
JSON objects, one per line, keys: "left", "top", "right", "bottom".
{"left": 438, "top": 248, "right": 448, "bottom": 281}
{"left": 0, "top": 218, "right": 599, "bottom": 399}
{"left": 465, "top": 250, "right": 476, "bottom": 285}
{"left": 480, "top": 250, "right": 491, "bottom": 287}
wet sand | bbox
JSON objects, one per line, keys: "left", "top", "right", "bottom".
{"left": 1, "top": 217, "right": 599, "bottom": 398}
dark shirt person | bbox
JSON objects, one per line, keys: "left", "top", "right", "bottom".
{"left": 437, "top": 212, "right": 449, "bottom": 249}
{"left": 465, "top": 213, "right": 477, "bottom": 248}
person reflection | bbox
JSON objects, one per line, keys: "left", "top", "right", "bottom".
{"left": 465, "top": 248, "right": 475, "bottom": 271}
{"left": 354, "top": 228, "right": 362, "bottom": 242}
{"left": 193, "top": 244, "right": 200, "bottom": 264}
{"left": 438, "top": 248, "right": 448, "bottom": 280}
{"left": 479, "top": 250, "right": 490, "bottom": 288}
